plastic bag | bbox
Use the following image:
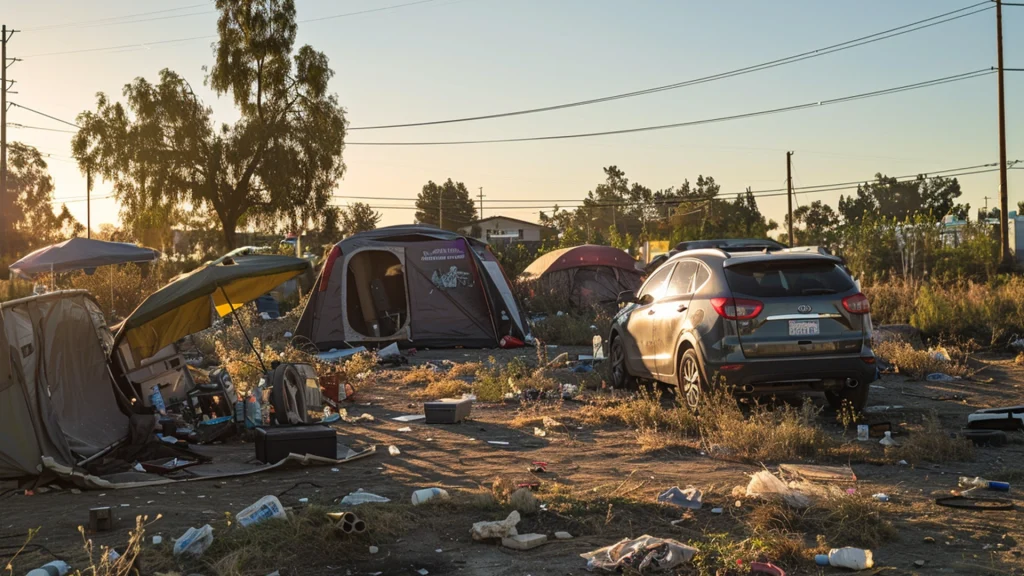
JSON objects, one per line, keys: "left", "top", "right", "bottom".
{"left": 470, "top": 510, "right": 521, "bottom": 541}
{"left": 581, "top": 534, "right": 697, "bottom": 573}
{"left": 745, "top": 471, "right": 811, "bottom": 508}
{"left": 173, "top": 525, "right": 213, "bottom": 556}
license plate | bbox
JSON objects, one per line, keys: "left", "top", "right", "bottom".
{"left": 788, "top": 319, "right": 819, "bottom": 336}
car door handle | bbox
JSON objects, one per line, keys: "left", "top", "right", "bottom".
{"left": 677, "top": 304, "right": 688, "bottom": 312}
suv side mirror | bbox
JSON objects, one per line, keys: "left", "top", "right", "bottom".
{"left": 638, "top": 293, "right": 654, "bottom": 306}
{"left": 617, "top": 290, "right": 638, "bottom": 305}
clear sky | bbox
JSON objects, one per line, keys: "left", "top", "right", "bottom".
{"left": 5, "top": 0, "right": 1023, "bottom": 234}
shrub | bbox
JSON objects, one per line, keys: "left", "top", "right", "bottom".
{"left": 874, "top": 340, "right": 973, "bottom": 379}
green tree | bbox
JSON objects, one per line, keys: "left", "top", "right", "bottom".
{"left": 72, "top": 0, "right": 347, "bottom": 250}
{"left": 838, "top": 174, "right": 962, "bottom": 225}
{"left": 786, "top": 200, "right": 839, "bottom": 248}
{"left": 339, "top": 202, "right": 381, "bottom": 236}
{"left": 415, "top": 179, "right": 476, "bottom": 231}
{"left": 6, "top": 142, "right": 83, "bottom": 255}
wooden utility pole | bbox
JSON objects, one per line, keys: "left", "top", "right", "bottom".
{"left": 438, "top": 188, "right": 443, "bottom": 230}
{"left": 996, "top": 0, "right": 1011, "bottom": 266}
{"left": 1, "top": 25, "right": 9, "bottom": 256}
{"left": 478, "top": 186, "right": 484, "bottom": 221}
{"left": 786, "top": 151, "right": 794, "bottom": 246}
{"left": 86, "top": 166, "right": 91, "bottom": 238}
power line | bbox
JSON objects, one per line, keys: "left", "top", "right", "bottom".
{"left": 347, "top": 69, "right": 994, "bottom": 146}
{"left": 349, "top": 1, "right": 993, "bottom": 130}
{"left": 9, "top": 123, "right": 77, "bottom": 133}
{"left": 9, "top": 102, "right": 80, "bottom": 128}
{"left": 20, "top": 0, "right": 444, "bottom": 58}
{"left": 22, "top": 3, "right": 209, "bottom": 32}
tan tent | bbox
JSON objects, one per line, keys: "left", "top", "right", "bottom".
{"left": 0, "top": 291, "right": 128, "bottom": 480}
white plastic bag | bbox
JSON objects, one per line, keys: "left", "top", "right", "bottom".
{"left": 470, "top": 510, "right": 521, "bottom": 541}
{"left": 236, "top": 495, "right": 286, "bottom": 528}
{"left": 745, "top": 471, "right": 811, "bottom": 508}
{"left": 173, "top": 525, "right": 213, "bottom": 557}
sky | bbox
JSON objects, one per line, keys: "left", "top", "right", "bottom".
{"left": 4, "top": 0, "right": 1023, "bottom": 234}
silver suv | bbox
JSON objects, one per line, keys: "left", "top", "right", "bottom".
{"left": 608, "top": 247, "right": 876, "bottom": 411}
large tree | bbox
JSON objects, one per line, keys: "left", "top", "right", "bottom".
{"left": 340, "top": 202, "right": 381, "bottom": 236}
{"left": 6, "top": 142, "right": 83, "bottom": 255}
{"left": 785, "top": 200, "right": 840, "bottom": 248}
{"left": 838, "top": 174, "right": 962, "bottom": 225}
{"left": 415, "top": 179, "right": 476, "bottom": 231}
{"left": 72, "top": 0, "right": 347, "bottom": 249}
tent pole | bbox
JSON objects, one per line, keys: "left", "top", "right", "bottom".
{"left": 218, "top": 285, "right": 268, "bottom": 374}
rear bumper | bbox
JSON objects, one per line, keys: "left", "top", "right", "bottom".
{"left": 706, "top": 354, "right": 877, "bottom": 393}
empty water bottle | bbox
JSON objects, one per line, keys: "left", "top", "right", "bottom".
{"left": 26, "top": 561, "right": 71, "bottom": 576}
{"left": 815, "top": 547, "right": 874, "bottom": 570}
{"left": 959, "top": 476, "right": 1010, "bottom": 491}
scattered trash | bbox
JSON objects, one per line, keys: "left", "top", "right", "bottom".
{"left": 317, "top": 347, "right": 368, "bottom": 362}
{"left": 393, "top": 414, "right": 426, "bottom": 422}
{"left": 814, "top": 547, "right": 874, "bottom": 570}
{"left": 471, "top": 510, "right": 521, "bottom": 540}
{"left": 369, "top": 545, "right": 379, "bottom": 554}
{"left": 927, "top": 372, "right": 960, "bottom": 382}
{"left": 488, "top": 441, "right": 510, "bottom": 446}
{"left": 897, "top": 460, "right": 909, "bottom": 466}
{"left": 502, "top": 533, "right": 548, "bottom": 550}
{"left": 329, "top": 511, "right": 366, "bottom": 534}
{"left": 745, "top": 471, "right": 811, "bottom": 508}
{"left": 298, "top": 498, "right": 309, "bottom": 504}
{"left": 914, "top": 560, "right": 926, "bottom": 568}
{"left": 779, "top": 464, "right": 857, "bottom": 484}
{"left": 582, "top": 535, "right": 698, "bottom": 572}
{"left": 412, "top": 487, "right": 449, "bottom": 506}
{"left": 657, "top": 486, "right": 703, "bottom": 510}
{"left": 935, "top": 495, "right": 1014, "bottom": 510}
{"left": 879, "top": 431, "right": 899, "bottom": 447}
{"left": 416, "top": 569, "right": 429, "bottom": 576}
{"left": 923, "top": 536, "right": 935, "bottom": 543}
{"left": 25, "top": 561, "right": 71, "bottom": 576}
{"left": 560, "top": 383, "right": 580, "bottom": 399}
{"left": 928, "top": 347, "right": 951, "bottom": 362}
{"left": 510, "top": 487, "right": 539, "bottom": 514}
{"left": 856, "top": 425, "right": 869, "bottom": 442}
{"left": 236, "top": 496, "right": 286, "bottom": 528}
{"left": 377, "top": 342, "right": 401, "bottom": 359}
{"left": 89, "top": 507, "right": 114, "bottom": 532}
{"left": 750, "top": 561, "right": 786, "bottom": 576}
{"left": 711, "top": 507, "right": 723, "bottom": 514}
{"left": 173, "top": 525, "right": 214, "bottom": 557}
{"left": 864, "top": 405, "right": 904, "bottom": 414}
{"left": 869, "top": 422, "right": 892, "bottom": 438}
{"left": 533, "top": 427, "right": 547, "bottom": 437}
{"left": 397, "top": 427, "right": 413, "bottom": 433}
{"left": 388, "top": 445, "right": 401, "bottom": 456}
{"left": 424, "top": 397, "right": 473, "bottom": 424}
{"left": 959, "top": 476, "right": 1010, "bottom": 491}
{"left": 873, "top": 493, "right": 890, "bottom": 502}
{"left": 572, "top": 364, "right": 593, "bottom": 373}
{"left": 499, "top": 335, "right": 525, "bottom": 349}
{"left": 555, "top": 531, "right": 573, "bottom": 540}
{"left": 340, "top": 491, "right": 391, "bottom": 506}
{"left": 529, "top": 462, "right": 548, "bottom": 473}
{"left": 133, "top": 462, "right": 146, "bottom": 473}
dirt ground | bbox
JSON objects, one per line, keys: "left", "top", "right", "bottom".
{"left": 4, "top": 346, "right": 1024, "bottom": 576}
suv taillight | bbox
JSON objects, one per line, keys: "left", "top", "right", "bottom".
{"left": 711, "top": 297, "right": 763, "bottom": 320}
{"left": 842, "top": 292, "right": 870, "bottom": 314}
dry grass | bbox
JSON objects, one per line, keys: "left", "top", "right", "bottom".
{"left": 390, "top": 365, "right": 440, "bottom": 386}
{"left": 412, "top": 378, "right": 470, "bottom": 400}
{"left": 887, "top": 412, "right": 975, "bottom": 464}
{"left": 447, "top": 361, "right": 482, "bottom": 378}
{"left": 874, "top": 340, "right": 973, "bottom": 380}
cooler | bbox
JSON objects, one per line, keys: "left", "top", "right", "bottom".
{"left": 255, "top": 425, "right": 337, "bottom": 463}
{"left": 424, "top": 398, "right": 472, "bottom": 424}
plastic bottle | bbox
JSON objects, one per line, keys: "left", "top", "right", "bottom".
{"left": 26, "top": 561, "right": 71, "bottom": 576}
{"left": 236, "top": 495, "right": 286, "bottom": 527}
{"left": 149, "top": 385, "right": 166, "bottom": 415}
{"left": 959, "top": 476, "right": 1011, "bottom": 491}
{"left": 411, "top": 487, "right": 450, "bottom": 506}
{"left": 815, "top": 548, "right": 874, "bottom": 570}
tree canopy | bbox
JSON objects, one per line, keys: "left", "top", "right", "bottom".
{"left": 838, "top": 174, "right": 962, "bottom": 224}
{"left": 340, "top": 202, "right": 382, "bottom": 236}
{"left": 71, "top": 0, "right": 347, "bottom": 249}
{"left": 415, "top": 179, "right": 476, "bottom": 231}
{"left": 6, "top": 142, "right": 83, "bottom": 255}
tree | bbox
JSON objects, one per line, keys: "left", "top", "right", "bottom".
{"left": 415, "top": 179, "right": 476, "bottom": 231}
{"left": 72, "top": 0, "right": 347, "bottom": 250}
{"left": 339, "top": 202, "right": 381, "bottom": 236}
{"left": 786, "top": 200, "right": 839, "bottom": 247}
{"left": 838, "top": 174, "right": 962, "bottom": 225}
{"left": 6, "top": 142, "right": 83, "bottom": 255}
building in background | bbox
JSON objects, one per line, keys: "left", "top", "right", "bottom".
{"left": 459, "top": 216, "right": 553, "bottom": 245}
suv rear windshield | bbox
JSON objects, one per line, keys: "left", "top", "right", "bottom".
{"left": 724, "top": 260, "right": 854, "bottom": 298}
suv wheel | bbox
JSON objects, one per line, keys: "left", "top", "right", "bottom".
{"left": 609, "top": 337, "right": 636, "bottom": 388}
{"left": 825, "top": 381, "right": 870, "bottom": 412}
{"left": 680, "top": 348, "right": 705, "bottom": 411}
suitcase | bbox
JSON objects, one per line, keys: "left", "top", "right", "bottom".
{"left": 255, "top": 425, "right": 337, "bottom": 463}
{"left": 424, "top": 398, "right": 472, "bottom": 424}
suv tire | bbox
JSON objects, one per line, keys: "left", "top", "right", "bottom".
{"left": 609, "top": 336, "right": 637, "bottom": 388}
{"left": 679, "top": 348, "right": 706, "bottom": 411}
{"left": 825, "top": 381, "right": 870, "bottom": 412}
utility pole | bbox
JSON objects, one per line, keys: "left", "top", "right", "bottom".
{"left": 996, "top": 0, "right": 1011, "bottom": 267}
{"left": 786, "top": 151, "right": 794, "bottom": 246}
{"left": 1, "top": 25, "right": 14, "bottom": 257}
{"left": 438, "top": 189, "right": 443, "bottom": 230}
{"left": 478, "top": 187, "right": 484, "bottom": 221}
{"left": 86, "top": 166, "right": 91, "bottom": 238}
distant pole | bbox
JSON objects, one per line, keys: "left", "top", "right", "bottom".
{"left": 996, "top": 0, "right": 1011, "bottom": 266}
{"left": 478, "top": 186, "right": 484, "bottom": 221}
{"left": 1, "top": 25, "right": 8, "bottom": 256}
{"left": 86, "top": 166, "right": 91, "bottom": 238}
{"left": 786, "top": 151, "right": 795, "bottom": 246}
{"left": 439, "top": 189, "right": 443, "bottom": 230}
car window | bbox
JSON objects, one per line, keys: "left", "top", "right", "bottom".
{"left": 639, "top": 264, "right": 674, "bottom": 301}
{"left": 694, "top": 263, "right": 711, "bottom": 292}
{"left": 724, "top": 260, "right": 854, "bottom": 297}
{"left": 667, "top": 261, "right": 697, "bottom": 296}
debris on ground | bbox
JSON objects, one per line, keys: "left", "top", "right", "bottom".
{"left": 657, "top": 486, "right": 702, "bottom": 509}
{"left": 510, "top": 487, "right": 539, "bottom": 514}
{"left": 779, "top": 463, "right": 857, "bottom": 484}
{"left": 411, "top": 487, "right": 449, "bottom": 505}
{"left": 340, "top": 490, "right": 391, "bottom": 505}
{"left": 331, "top": 511, "right": 367, "bottom": 534}
{"left": 236, "top": 495, "right": 286, "bottom": 527}
{"left": 388, "top": 445, "right": 401, "bottom": 456}
{"left": 502, "top": 533, "right": 548, "bottom": 550}
{"left": 554, "top": 531, "right": 573, "bottom": 540}
{"left": 745, "top": 471, "right": 811, "bottom": 508}
{"left": 958, "top": 476, "right": 1010, "bottom": 491}
{"left": 926, "top": 372, "right": 960, "bottom": 382}
{"left": 172, "top": 525, "right": 214, "bottom": 557}
{"left": 750, "top": 561, "right": 786, "bottom": 576}
{"left": 581, "top": 535, "right": 698, "bottom": 573}
{"left": 879, "top": 431, "right": 899, "bottom": 447}
{"left": 471, "top": 510, "right": 521, "bottom": 541}
{"left": 815, "top": 547, "right": 874, "bottom": 570}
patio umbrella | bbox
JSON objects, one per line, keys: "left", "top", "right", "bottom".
{"left": 113, "top": 254, "right": 312, "bottom": 367}
{"left": 8, "top": 237, "right": 161, "bottom": 279}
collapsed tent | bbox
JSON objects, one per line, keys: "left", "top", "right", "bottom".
{"left": 295, "top": 225, "right": 529, "bottom": 349}
{"left": 0, "top": 291, "right": 129, "bottom": 480}
{"left": 521, "top": 245, "right": 644, "bottom": 310}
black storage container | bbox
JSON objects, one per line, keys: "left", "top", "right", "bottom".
{"left": 255, "top": 425, "right": 337, "bottom": 463}
{"left": 424, "top": 398, "right": 472, "bottom": 424}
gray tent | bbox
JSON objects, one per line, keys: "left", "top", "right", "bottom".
{"left": 296, "top": 225, "right": 529, "bottom": 349}
{"left": 0, "top": 291, "right": 128, "bottom": 480}
{"left": 9, "top": 237, "right": 160, "bottom": 279}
